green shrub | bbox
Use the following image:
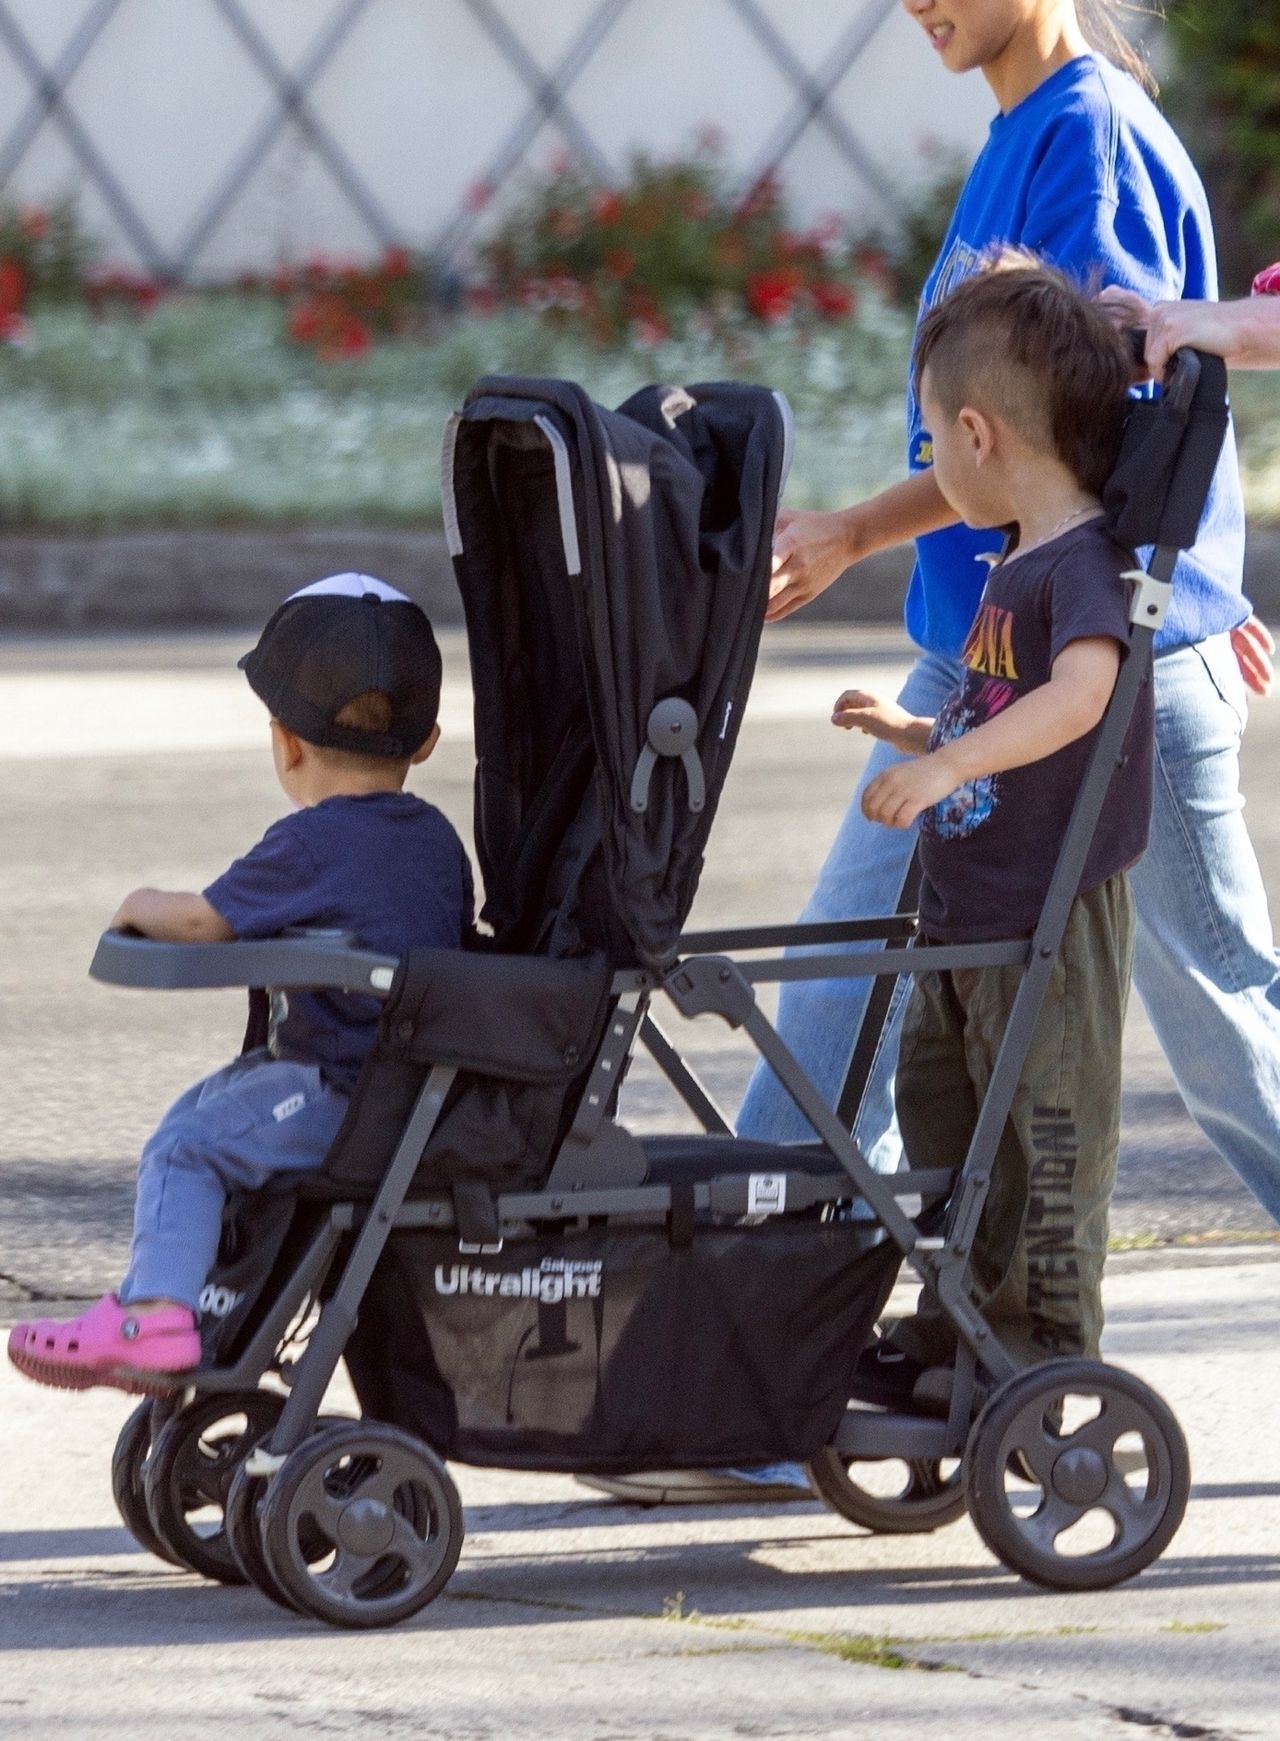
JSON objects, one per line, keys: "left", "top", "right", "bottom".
{"left": 479, "top": 136, "right": 877, "bottom": 344}
{"left": 1162, "top": 10, "right": 1280, "bottom": 291}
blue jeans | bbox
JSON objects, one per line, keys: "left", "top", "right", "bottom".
{"left": 737, "top": 648, "right": 961, "bottom": 1159}
{"left": 738, "top": 634, "right": 1280, "bottom": 1226}
{"left": 121, "top": 1051, "right": 348, "bottom": 1309}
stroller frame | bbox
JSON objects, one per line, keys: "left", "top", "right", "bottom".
{"left": 92, "top": 349, "right": 1220, "bottom": 1624}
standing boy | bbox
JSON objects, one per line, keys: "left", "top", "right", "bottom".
{"left": 833, "top": 261, "right": 1151, "bottom": 1405}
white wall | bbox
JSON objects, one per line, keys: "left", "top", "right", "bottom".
{"left": 0, "top": 0, "right": 995, "bottom": 278}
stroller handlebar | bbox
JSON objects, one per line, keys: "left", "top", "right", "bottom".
{"left": 89, "top": 929, "right": 399, "bottom": 998}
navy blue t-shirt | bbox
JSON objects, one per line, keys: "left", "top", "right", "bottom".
{"left": 918, "top": 521, "right": 1153, "bottom": 943}
{"left": 205, "top": 791, "right": 473, "bottom": 1091}
{"left": 906, "top": 54, "right": 1246, "bottom": 658}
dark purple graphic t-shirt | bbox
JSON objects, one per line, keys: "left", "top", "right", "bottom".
{"left": 918, "top": 520, "right": 1154, "bottom": 943}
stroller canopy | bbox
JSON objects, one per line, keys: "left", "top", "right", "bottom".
{"left": 443, "top": 376, "right": 792, "bottom": 968}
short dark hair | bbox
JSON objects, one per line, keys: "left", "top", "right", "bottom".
{"left": 311, "top": 689, "right": 419, "bottom": 771}
{"left": 913, "top": 254, "right": 1133, "bottom": 497}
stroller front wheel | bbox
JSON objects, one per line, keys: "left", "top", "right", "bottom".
{"left": 806, "top": 1448, "right": 966, "bottom": 1534}
{"left": 259, "top": 1421, "right": 463, "bottom": 1629}
{"left": 143, "top": 1389, "right": 288, "bottom": 1583}
{"left": 111, "top": 1399, "right": 184, "bottom": 1566}
{"left": 964, "top": 1357, "right": 1190, "bottom": 1590}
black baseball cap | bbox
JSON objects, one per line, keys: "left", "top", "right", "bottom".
{"left": 239, "top": 574, "right": 442, "bottom": 758}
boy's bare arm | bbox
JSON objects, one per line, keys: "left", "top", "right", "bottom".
{"left": 111, "top": 889, "right": 236, "bottom": 942}
{"left": 832, "top": 688, "right": 934, "bottom": 755}
{"left": 862, "top": 637, "right": 1121, "bottom": 830}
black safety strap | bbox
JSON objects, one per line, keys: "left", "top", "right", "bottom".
{"left": 667, "top": 1183, "right": 696, "bottom": 1249}
{"left": 453, "top": 1179, "right": 502, "bottom": 1248}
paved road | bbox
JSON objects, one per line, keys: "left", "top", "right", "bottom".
{"left": 3, "top": 627, "right": 1280, "bottom": 1739}
{"left": 2, "top": 1250, "right": 1278, "bottom": 1739}
{"left": 1, "top": 625, "right": 1275, "bottom": 1315}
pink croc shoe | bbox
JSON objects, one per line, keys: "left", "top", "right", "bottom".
{"left": 7, "top": 1293, "right": 201, "bottom": 1394}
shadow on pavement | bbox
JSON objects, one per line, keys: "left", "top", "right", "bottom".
{"left": 4, "top": 1538, "right": 1280, "bottom": 1650}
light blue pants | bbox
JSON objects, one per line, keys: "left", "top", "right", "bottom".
{"left": 121, "top": 1051, "right": 348, "bottom": 1310}
{"left": 738, "top": 634, "right": 1280, "bottom": 1227}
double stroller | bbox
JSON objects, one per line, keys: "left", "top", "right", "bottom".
{"left": 95, "top": 351, "right": 1227, "bottom": 1628}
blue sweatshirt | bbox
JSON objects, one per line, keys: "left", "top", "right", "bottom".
{"left": 906, "top": 54, "right": 1246, "bottom": 658}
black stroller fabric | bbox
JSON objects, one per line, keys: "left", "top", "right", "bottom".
{"left": 347, "top": 1220, "right": 898, "bottom": 1470}
{"left": 448, "top": 376, "right": 790, "bottom": 969}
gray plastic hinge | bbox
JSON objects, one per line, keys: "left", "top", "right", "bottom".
{"left": 243, "top": 1446, "right": 287, "bottom": 1478}
{"left": 663, "top": 956, "right": 756, "bottom": 1028}
{"left": 630, "top": 698, "right": 705, "bottom": 814}
{"left": 1125, "top": 569, "right": 1172, "bottom": 631}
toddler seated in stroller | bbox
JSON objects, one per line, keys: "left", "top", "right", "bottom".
{"left": 8, "top": 575, "right": 472, "bottom": 1391}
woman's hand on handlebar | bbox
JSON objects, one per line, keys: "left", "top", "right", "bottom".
{"left": 1099, "top": 284, "right": 1280, "bottom": 376}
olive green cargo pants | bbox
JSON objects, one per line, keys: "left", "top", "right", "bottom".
{"left": 890, "top": 873, "right": 1134, "bottom": 1369}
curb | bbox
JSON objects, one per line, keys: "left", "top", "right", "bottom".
{"left": 0, "top": 525, "right": 1277, "bottom": 631}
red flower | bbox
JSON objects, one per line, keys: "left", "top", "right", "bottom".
{"left": 334, "top": 319, "right": 371, "bottom": 358}
{"left": 303, "top": 251, "right": 332, "bottom": 280}
{"left": 812, "top": 280, "right": 856, "bottom": 320}
{"left": 270, "top": 265, "right": 295, "bottom": 296}
{"left": 0, "top": 309, "right": 29, "bottom": 342}
{"left": 592, "top": 189, "right": 623, "bottom": 224}
{"left": 20, "top": 206, "right": 48, "bottom": 241}
{"left": 1253, "top": 263, "right": 1280, "bottom": 297}
{"left": 604, "top": 247, "right": 636, "bottom": 281}
{"left": 631, "top": 312, "right": 669, "bottom": 346}
{"left": 288, "top": 298, "right": 322, "bottom": 342}
{"left": 466, "top": 284, "right": 500, "bottom": 315}
{"left": 132, "top": 277, "right": 161, "bottom": 312}
{"left": 0, "top": 256, "right": 26, "bottom": 318}
{"left": 382, "top": 244, "right": 413, "bottom": 278}
{"left": 745, "top": 267, "right": 799, "bottom": 322}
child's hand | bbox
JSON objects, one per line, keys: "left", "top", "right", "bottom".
{"left": 861, "top": 753, "right": 959, "bottom": 829}
{"left": 833, "top": 690, "right": 933, "bottom": 754}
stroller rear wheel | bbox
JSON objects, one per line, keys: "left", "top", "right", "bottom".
{"left": 143, "top": 1389, "right": 287, "bottom": 1583}
{"left": 964, "top": 1358, "right": 1190, "bottom": 1590}
{"left": 806, "top": 1448, "right": 966, "bottom": 1534}
{"left": 259, "top": 1421, "right": 463, "bottom": 1628}
{"left": 111, "top": 1399, "right": 185, "bottom": 1566}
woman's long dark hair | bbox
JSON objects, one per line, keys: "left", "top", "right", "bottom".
{"left": 1077, "top": 0, "right": 1160, "bottom": 98}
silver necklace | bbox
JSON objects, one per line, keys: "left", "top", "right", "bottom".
{"left": 1003, "top": 503, "right": 1100, "bottom": 565}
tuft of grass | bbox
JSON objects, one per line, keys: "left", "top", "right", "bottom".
{"left": 1160, "top": 1620, "right": 1226, "bottom": 1635}
{"left": 1108, "top": 1227, "right": 1280, "bottom": 1252}
{"left": 784, "top": 1628, "right": 959, "bottom": 1673}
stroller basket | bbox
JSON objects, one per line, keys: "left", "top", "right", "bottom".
{"left": 350, "top": 1218, "right": 897, "bottom": 1471}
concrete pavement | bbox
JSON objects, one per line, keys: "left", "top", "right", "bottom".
{"left": 3, "top": 625, "right": 1280, "bottom": 1737}
{"left": 1, "top": 1250, "right": 1277, "bottom": 1739}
